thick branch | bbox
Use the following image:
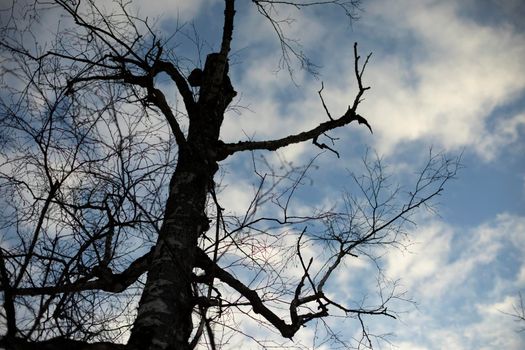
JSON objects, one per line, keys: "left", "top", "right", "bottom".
{"left": 217, "top": 109, "right": 370, "bottom": 160}
{"left": 105, "top": 55, "right": 197, "bottom": 115}
{"left": 220, "top": 0, "right": 236, "bottom": 56}
{"left": 5, "top": 248, "right": 154, "bottom": 296}
{"left": 147, "top": 86, "right": 188, "bottom": 148}
{"left": 217, "top": 43, "right": 371, "bottom": 160}
{"left": 0, "top": 249, "right": 16, "bottom": 338}
{"left": 195, "top": 248, "right": 306, "bottom": 338}
{"left": 68, "top": 69, "right": 188, "bottom": 148}
{"left": 157, "top": 60, "right": 196, "bottom": 114}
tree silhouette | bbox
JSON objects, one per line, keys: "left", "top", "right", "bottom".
{"left": 0, "top": 1, "right": 459, "bottom": 349}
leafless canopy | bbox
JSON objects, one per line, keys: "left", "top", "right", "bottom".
{"left": 0, "top": 1, "right": 459, "bottom": 349}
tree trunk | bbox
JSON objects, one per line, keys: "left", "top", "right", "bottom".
{"left": 127, "top": 51, "right": 234, "bottom": 350}
{"left": 127, "top": 156, "right": 212, "bottom": 350}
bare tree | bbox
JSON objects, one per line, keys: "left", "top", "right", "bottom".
{"left": 0, "top": 1, "right": 459, "bottom": 349}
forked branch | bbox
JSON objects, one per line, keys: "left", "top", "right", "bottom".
{"left": 194, "top": 247, "right": 328, "bottom": 339}
{"left": 216, "top": 42, "right": 372, "bottom": 160}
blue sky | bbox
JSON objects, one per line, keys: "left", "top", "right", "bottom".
{"left": 207, "top": 0, "right": 525, "bottom": 348}
{"left": 1, "top": 0, "right": 524, "bottom": 349}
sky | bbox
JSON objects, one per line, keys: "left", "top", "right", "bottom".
{"left": 1, "top": 0, "right": 524, "bottom": 349}
{"left": 189, "top": 0, "right": 525, "bottom": 348}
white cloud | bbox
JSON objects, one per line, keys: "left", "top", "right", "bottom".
{"left": 221, "top": 2, "right": 365, "bottom": 165}
{"left": 221, "top": 0, "right": 525, "bottom": 167}
{"left": 357, "top": 0, "right": 525, "bottom": 160}
{"left": 378, "top": 213, "right": 525, "bottom": 349}
{"left": 477, "top": 112, "right": 525, "bottom": 160}
{"left": 386, "top": 222, "right": 454, "bottom": 288}
{"left": 393, "top": 342, "right": 429, "bottom": 350}
{"left": 518, "top": 265, "right": 525, "bottom": 285}
{"left": 463, "top": 296, "right": 525, "bottom": 349}
{"left": 132, "top": 0, "right": 218, "bottom": 22}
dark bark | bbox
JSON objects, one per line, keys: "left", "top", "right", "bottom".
{"left": 0, "top": 337, "right": 126, "bottom": 350}
{"left": 9, "top": 249, "right": 154, "bottom": 296}
{"left": 126, "top": 2, "right": 237, "bottom": 347}
{"left": 126, "top": 160, "right": 209, "bottom": 350}
{"left": 127, "top": 48, "right": 236, "bottom": 349}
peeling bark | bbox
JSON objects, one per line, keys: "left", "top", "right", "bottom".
{"left": 127, "top": 160, "right": 211, "bottom": 349}
{"left": 127, "top": 50, "right": 236, "bottom": 349}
